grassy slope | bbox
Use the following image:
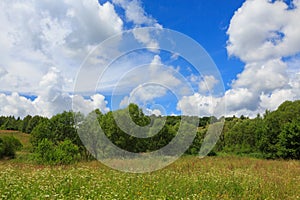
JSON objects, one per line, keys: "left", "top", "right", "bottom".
{"left": 0, "top": 156, "right": 299, "bottom": 199}
{"left": 0, "top": 130, "right": 31, "bottom": 149}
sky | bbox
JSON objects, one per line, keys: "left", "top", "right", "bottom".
{"left": 0, "top": 0, "right": 300, "bottom": 118}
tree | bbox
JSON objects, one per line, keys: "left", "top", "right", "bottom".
{"left": 30, "top": 118, "right": 54, "bottom": 149}
{"left": 277, "top": 121, "right": 300, "bottom": 159}
{"left": 50, "top": 111, "right": 81, "bottom": 146}
{"left": 26, "top": 115, "right": 44, "bottom": 133}
{"left": 19, "top": 115, "right": 32, "bottom": 133}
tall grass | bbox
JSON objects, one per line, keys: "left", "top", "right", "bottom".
{"left": 0, "top": 156, "right": 299, "bottom": 199}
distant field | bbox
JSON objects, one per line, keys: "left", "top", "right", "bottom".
{"left": 0, "top": 130, "right": 31, "bottom": 150}
{"left": 0, "top": 156, "right": 299, "bottom": 199}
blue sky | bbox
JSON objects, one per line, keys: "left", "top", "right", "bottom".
{"left": 0, "top": 0, "right": 300, "bottom": 118}
{"left": 141, "top": 0, "right": 246, "bottom": 90}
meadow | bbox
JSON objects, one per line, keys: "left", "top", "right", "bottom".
{"left": 0, "top": 156, "right": 299, "bottom": 199}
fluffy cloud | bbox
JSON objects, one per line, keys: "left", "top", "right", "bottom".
{"left": 0, "top": 0, "right": 123, "bottom": 94}
{"left": 112, "top": 0, "right": 157, "bottom": 26}
{"left": 0, "top": 93, "right": 38, "bottom": 117}
{"left": 146, "top": 108, "right": 162, "bottom": 116}
{"left": 199, "top": 75, "right": 219, "bottom": 92}
{"left": 118, "top": 55, "right": 192, "bottom": 110}
{"left": 223, "top": 88, "right": 257, "bottom": 112}
{"left": 227, "top": 0, "right": 300, "bottom": 62}
{"left": 223, "top": 0, "right": 300, "bottom": 116}
{"left": 112, "top": 0, "right": 162, "bottom": 52}
{"left": 0, "top": 67, "right": 109, "bottom": 118}
{"left": 33, "top": 67, "right": 72, "bottom": 117}
{"left": 232, "top": 59, "right": 288, "bottom": 93}
{"left": 72, "top": 94, "right": 110, "bottom": 115}
{"left": 0, "top": 0, "right": 161, "bottom": 117}
{"left": 176, "top": 0, "right": 300, "bottom": 117}
{"left": 177, "top": 93, "right": 219, "bottom": 116}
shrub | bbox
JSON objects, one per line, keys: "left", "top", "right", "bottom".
{"left": 34, "top": 139, "right": 80, "bottom": 165}
{"left": 0, "top": 136, "right": 23, "bottom": 159}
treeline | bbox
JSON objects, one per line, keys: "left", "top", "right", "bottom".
{"left": 215, "top": 100, "right": 300, "bottom": 159}
{"left": 0, "top": 101, "right": 299, "bottom": 164}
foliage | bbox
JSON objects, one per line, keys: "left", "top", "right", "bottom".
{"left": 34, "top": 139, "right": 80, "bottom": 165}
{"left": 277, "top": 120, "right": 300, "bottom": 159}
{"left": 0, "top": 136, "right": 23, "bottom": 159}
{"left": 1, "top": 101, "right": 300, "bottom": 161}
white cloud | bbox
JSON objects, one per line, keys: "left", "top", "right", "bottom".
{"left": 118, "top": 55, "right": 192, "bottom": 109}
{"left": 112, "top": 0, "right": 157, "bottom": 26}
{"left": 145, "top": 108, "right": 162, "bottom": 116}
{"left": 0, "top": 93, "right": 37, "bottom": 118}
{"left": 227, "top": 0, "right": 300, "bottom": 63}
{"left": 259, "top": 89, "right": 294, "bottom": 111}
{"left": 223, "top": 88, "right": 257, "bottom": 112}
{"left": 72, "top": 94, "right": 110, "bottom": 115}
{"left": 32, "top": 67, "right": 72, "bottom": 117}
{"left": 199, "top": 75, "right": 219, "bottom": 92}
{"left": 0, "top": 0, "right": 123, "bottom": 93}
{"left": 177, "top": 93, "right": 219, "bottom": 116}
{"left": 132, "top": 28, "right": 160, "bottom": 52}
{"left": 232, "top": 59, "right": 289, "bottom": 93}
{"left": 0, "top": 0, "right": 125, "bottom": 117}
{"left": 128, "top": 84, "right": 167, "bottom": 103}
{"left": 0, "top": 67, "right": 7, "bottom": 78}
{"left": 0, "top": 67, "right": 109, "bottom": 118}
{"left": 116, "top": 54, "right": 184, "bottom": 93}
{"left": 112, "top": 0, "right": 162, "bottom": 52}
{"left": 223, "top": 0, "right": 300, "bottom": 116}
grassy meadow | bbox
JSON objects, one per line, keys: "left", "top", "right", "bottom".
{"left": 0, "top": 156, "right": 299, "bottom": 199}
{"left": 1, "top": 131, "right": 300, "bottom": 199}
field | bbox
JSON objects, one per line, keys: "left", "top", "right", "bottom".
{"left": 0, "top": 156, "right": 299, "bottom": 200}
{"left": 1, "top": 131, "right": 299, "bottom": 199}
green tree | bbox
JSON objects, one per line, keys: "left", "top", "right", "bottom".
{"left": 277, "top": 121, "right": 300, "bottom": 159}
{"left": 26, "top": 115, "right": 44, "bottom": 133}
{"left": 19, "top": 115, "right": 32, "bottom": 133}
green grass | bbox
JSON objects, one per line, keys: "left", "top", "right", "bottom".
{"left": 0, "top": 156, "right": 299, "bottom": 199}
{"left": 0, "top": 131, "right": 299, "bottom": 199}
{"left": 0, "top": 130, "right": 31, "bottom": 150}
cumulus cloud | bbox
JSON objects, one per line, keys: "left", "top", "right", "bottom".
{"left": 177, "top": 93, "right": 219, "bottom": 116}
{"left": 0, "top": 93, "right": 38, "bottom": 118}
{"left": 231, "top": 59, "right": 288, "bottom": 93}
{"left": 199, "top": 75, "right": 219, "bottom": 92}
{"left": 145, "top": 108, "right": 162, "bottom": 116}
{"left": 0, "top": 0, "right": 161, "bottom": 117}
{"left": 72, "top": 94, "right": 110, "bottom": 115}
{"left": 0, "top": 0, "right": 123, "bottom": 94}
{"left": 0, "top": 67, "right": 109, "bottom": 118}
{"left": 223, "top": 88, "right": 257, "bottom": 112}
{"left": 227, "top": 0, "right": 300, "bottom": 62}
{"left": 112, "top": 0, "right": 162, "bottom": 52}
{"left": 118, "top": 55, "right": 192, "bottom": 110}
{"left": 175, "top": 0, "right": 300, "bottom": 117}
{"left": 223, "top": 0, "right": 300, "bottom": 116}
{"left": 112, "top": 0, "right": 157, "bottom": 26}
{"left": 33, "top": 67, "right": 72, "bottom": 117}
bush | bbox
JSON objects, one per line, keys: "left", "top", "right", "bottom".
{"left": 0, "top": 136, "right": 23, "bottom": 159}
{"left": 34, "top": 139, "right": 80, "bottom": 165}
